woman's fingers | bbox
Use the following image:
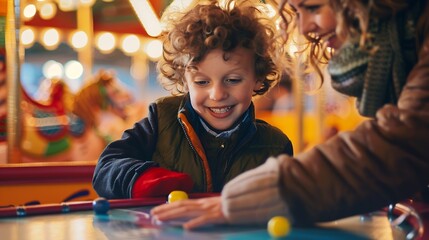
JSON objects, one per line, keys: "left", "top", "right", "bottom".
{"left": 150, "top": 196, "right": 226, "bottom": 229}
{"left": 183, "top": 209, "right": 227, "bottom": 230}
{"left": 151, "top": 199, "right": 202, "bottom": 219}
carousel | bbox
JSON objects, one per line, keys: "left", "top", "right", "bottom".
{"left": 0, "top": 0, "right": 365, "bottom": 206}
{"left": 0, "top": 0, "right": 179, "bottom": 206}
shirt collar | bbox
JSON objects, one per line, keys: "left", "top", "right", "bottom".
{"left": 199, "top": 110, "right": 250, "bottom": 138}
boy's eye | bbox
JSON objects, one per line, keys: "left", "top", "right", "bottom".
{"left": 225, "top": 78, "right": 242, "bottom": 84}
{"left": 194, "top": 80, "right": 209, "bottom": 86}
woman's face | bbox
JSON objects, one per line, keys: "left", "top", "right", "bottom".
{"left": 288, "top": 0, "right": 343, "bottom": 49}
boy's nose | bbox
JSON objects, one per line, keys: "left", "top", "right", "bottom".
{"left": 209, "top": 85, "right": 228, "bottom": 101}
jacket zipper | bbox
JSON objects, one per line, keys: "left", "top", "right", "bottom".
{"left": 222, "top": 124, "right": 255, "bottom": 178}
{"left": 178, "top": 117, "right": 208, "bottom": 192}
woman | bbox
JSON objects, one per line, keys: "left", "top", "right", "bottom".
{"left": 151, "top": 0, "right": 429, "bottom": 229}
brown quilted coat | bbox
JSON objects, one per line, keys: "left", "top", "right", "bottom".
{"left": 279, "top": 0, "right": 429, "bottom": 225}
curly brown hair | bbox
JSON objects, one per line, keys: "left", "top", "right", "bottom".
{"left": 157, "top": 0, "right": 283, "bottom": 96}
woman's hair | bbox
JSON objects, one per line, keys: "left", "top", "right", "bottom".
{"left": 331, "top": 0, "right": 410, "bottom": 46}
{"left": 275, "top": 0, "right": 411, "bottom": 85}
{"left": 157, "top": 0, "right": 283, "bottom": 95}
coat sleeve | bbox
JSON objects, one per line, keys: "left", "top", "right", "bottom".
{"left": 279, "top": 6, "right": 429, "bottom": 225}
{"left": 92, "top": 102, "right": 160, "bottom": 199}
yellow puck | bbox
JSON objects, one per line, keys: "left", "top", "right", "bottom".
{"left": 267, "top": 216, "right": 291, "bottom": 238}
{"left": 168, "top": 190, "right": 189, "bottom": 203}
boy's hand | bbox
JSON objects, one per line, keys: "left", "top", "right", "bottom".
{"left": 132, "top": 167, "right": 193, "bottom": 197}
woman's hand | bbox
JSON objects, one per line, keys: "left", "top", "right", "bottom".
{"left": 150, "top": 196, "right": 227, "bottom": 229}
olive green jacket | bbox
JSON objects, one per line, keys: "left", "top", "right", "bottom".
{"left": 152, "top": 96, "right": 293, "bottom": 192}
{"left": 93, "top": 95, "right": 293, "bottom": 198}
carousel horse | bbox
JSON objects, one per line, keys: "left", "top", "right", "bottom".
{"left": 18, "top": 70, "right": 138, "bottom": 162}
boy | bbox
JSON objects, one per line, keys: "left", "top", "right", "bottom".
{"left": 93, "top": 0, "right": 293, "bottom": 199}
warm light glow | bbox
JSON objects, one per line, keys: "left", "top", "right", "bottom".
{"left": 166, "top": 0, "right": 194, "bottom": 11}
{"left": 219, "top": 0, "right": 235, "bottom": 9}
{"left": 121, "top": 34, "right": 141, "bottom": 55}
{"left": 70, "top": 31, "right": 88, "bottom": 49}
{"left": 43, "top": 60, "right": 64, "bottom": 79}
{"left": 258, "top": 3, "right": 276, "bottom": 18}
{"left": 144, "top": 39, "right": 163, "bottom": 61}
{"left": 79, "top": 0, "right": 96, "bottom": 7}
{"left": 23, "top": 4, "right": 37, "bottom": 20}
{"left": 95, "top": 32, "right": 116, "bottom": 54}
{"left": 39, "top": 2, "right": 57, "bottom": 20}
{"left": 160, "top": 0, "right": 195, "bottom": 31}
{"left": 41, "top": 28, "right": 61, "bottom": 50}
{"left": 288, "top": 44, "right": 298, "bottom": 56}
{"left": 21, "top": 27, "right": 36, "bottom": 48}
{"left": 64, "top": 60, "right": 83, "bottom": 80}
{"left": 129, "top": 0, "right": 162, "bottom": 37}
{"left": 130, "top": 61, "right": 149, "bottom": 81}
{"left": 58, "top": 0, "right": 77, "bottom": 11}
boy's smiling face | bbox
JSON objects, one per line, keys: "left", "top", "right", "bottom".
{"left": 184, "top": 47, "right": 262, "bottom": 131}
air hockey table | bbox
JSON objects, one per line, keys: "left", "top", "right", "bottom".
{"left": 0, "top": 194, "right": 428, "bottom": 240}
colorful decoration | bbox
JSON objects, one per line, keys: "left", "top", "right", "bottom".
{"left": 0, "top": 69, "right": 135, "bottom": 162}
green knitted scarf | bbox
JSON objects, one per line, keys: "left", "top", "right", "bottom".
{"left": 327, "top": 2, "right": 420, "bottom": 117}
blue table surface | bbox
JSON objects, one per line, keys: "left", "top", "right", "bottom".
{"left": 0, "top": 205, "right": 408, "bottom": 240}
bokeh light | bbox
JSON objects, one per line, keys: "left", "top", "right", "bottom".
{"left": 144, "top": 39, "right": 162, "bottom": 61}
{"left": 95, "top": 32, "right": 116, "bottom": 54}
{"left": 23, "top": 4, "right": 37, "bottom": 20}
{"left": 70, "top": 31, "right": 88, "bottom": 49}
{"left": 121, "top": 34, "right": 141, "bottom": 55}
{"left": 41, "top": 28, "right": 61, "bottom": 50}
{"left": 43, "top": 60, "right": 64, "bottom": 79}
{"left": 39, "top": 2, "right": 57, "bottom": 20}
{"left": 21, "top": 27, "right": 36, "bottom": 48}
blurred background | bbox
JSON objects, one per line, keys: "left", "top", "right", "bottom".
{"left": 19, "top": 0, "right": 167, "bottom": 101}
{"left": 0, "top": 0, "right": 368, "bottom": 205}
{"left": 0, "top": 0, "right": 368, "bottom": 164}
